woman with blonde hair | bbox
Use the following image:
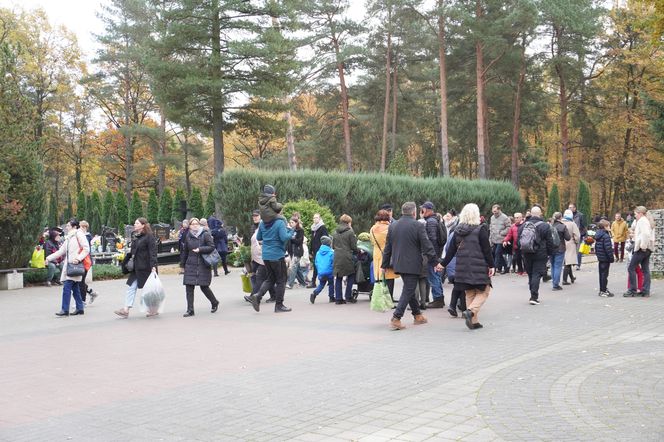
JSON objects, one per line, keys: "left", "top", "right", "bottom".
{"left": 440, "top": 203, "right": 495, "bottom": 330}
{"left": 370, "top": 209, "right": 399, "bottom": 301}
{"left": 624, "top": 206, "right": 655, "bottom": 297}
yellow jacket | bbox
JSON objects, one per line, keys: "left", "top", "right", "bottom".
{"left": 611, "top": 219, "right": 628, "bottom": 242}
{"left": 370, "top": 222, "right": 399, "bottom": 280}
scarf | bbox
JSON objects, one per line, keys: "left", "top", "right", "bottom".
{"left": 311, "top": 220, "right": 325, "bottom": 232}
{"left": 190, "top": 228, "right": 203, "bottom": 238}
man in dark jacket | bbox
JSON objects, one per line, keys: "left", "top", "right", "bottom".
{"left": 550, "top": 212, "right": 571, "bottom": 290}
{"left": 421, "top": 201, "right": 446, "bottom": 309}
{"left": 519, "top": 206, "right": 555, "bottom": 305}
{"left": 382, "top": 202, "right": 439, "bottom": 330}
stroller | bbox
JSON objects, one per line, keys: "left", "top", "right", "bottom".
{"left": 352, "top": 238, "right": 374, "bottom": 300}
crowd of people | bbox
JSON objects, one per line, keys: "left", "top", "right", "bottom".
{"left": 40, "top": 183, "right": 658, "bottom": 330}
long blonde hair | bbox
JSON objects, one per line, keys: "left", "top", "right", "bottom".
{"left": 459, "top": 203, "right": 481, "bottom": 226}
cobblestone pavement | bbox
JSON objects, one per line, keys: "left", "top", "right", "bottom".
{"left": 1, "top": 261, "right": 663, "bottom": 441}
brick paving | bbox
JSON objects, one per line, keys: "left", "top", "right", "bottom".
{"left": 1, "top": 261, "right": 663, "bottom": 441}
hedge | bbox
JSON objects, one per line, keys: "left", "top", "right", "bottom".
{"left": 216, "top": 170, "right": 524, "bottom": 236}
{"left": 24, "top": 264, "right": 124, "bottom": 285}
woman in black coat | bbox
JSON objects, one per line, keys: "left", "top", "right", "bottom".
{"left": 115, "top": 218, "right": 157, "bottom": 318}
{"left": 180, "top": 217, "right": 219, "bottom": 317}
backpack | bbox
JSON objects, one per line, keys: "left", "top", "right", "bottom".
{"left": 520, "top": 221, "right": 542, "bottom": 253}
{"left": 550, "top": 224, "right": 561, "bottom": 248}
{"left": 436, "top": 221, "right": 447, "bottom": 249}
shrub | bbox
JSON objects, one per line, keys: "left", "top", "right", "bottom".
{"left": 147, "top": 189, "right": 160, "bottom": 224}
{"left": 129, "top": 190, "right": 144, "bottom": 222}
{"left": 546, "top": 183, "right": 560, "bottom": 219}
{"left": 76, "top": 190, "right": 87, "bottom": 220}
{"left": 189, "top": 187, "right": 204, "bottom": 219}
{"left": 91, "top": 263, "right": 124, "bottom": 280}
{"left": 216, "top": 170, "right": 523, "bottom": 236}
{"left": 282, "top": 199, "right": 337, "bottom": 240}
{"left": 24, "top": 268, "right": 48, "bottom": 284}
{"left": 158, "top": 188, "right": 173, "bottom": 224}
{"left": 115, "top": 191, "right": 129, "bottom": 229}
{"left": 173, "top": 188, "right": 187, "bottom": 222}
{"left": 205, "top": 186, "right": 216, "bottom": 218}
{"left": 577, "top": 180, "right": 592, "bottom": 220}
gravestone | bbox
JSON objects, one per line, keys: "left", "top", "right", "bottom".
{"left": 650, "top": 209, "right": 664, "bottom": 273}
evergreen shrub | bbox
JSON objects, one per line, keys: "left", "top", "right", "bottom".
{"left": 282, "top": 199, "right": 337, "bottom": 240}
{"left": 216, "top": 170, "right": 523, "bottom": 236}
{"left": 158, "top": 188, "right": 173, "bottom": 224}
{"left": 147, "top": 189, "right": 160, "bottom": 224}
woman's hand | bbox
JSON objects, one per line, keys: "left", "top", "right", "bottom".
{"left": 488, "top": 267, "right": 496, "bottom": 277}
{"left": 72, "top": 259, "right": 79, "bottom": 264}
{"left": 193, "top": 248, "right": 200, "bottom": 253}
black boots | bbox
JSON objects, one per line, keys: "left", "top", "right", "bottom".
{"left": 183, "top": 310, "right": 195, "bottom": 317}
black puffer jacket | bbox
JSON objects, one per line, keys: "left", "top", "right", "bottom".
{"left": 594, "top": 229, "right": 614, "bottom": 263}
{"left": 180, "top": 230, "right": 215, "bottom": 286}
{"left": 441, "top": 223, "right": 494, "bottom": 286}
{"left": 126, "top": 232, "right": 157, "bottom": 289}
{"left": 288, "top": 227, "right": 304, "bottom": 258}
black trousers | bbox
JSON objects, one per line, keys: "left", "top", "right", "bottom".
{"left": 213, "top": 252, "right": 229, "bottom": 275}
{"left": 185, "top": 284, "right": 218, "bottom": 312}
{"left": 512, "top": 249, "right": 524, "bottom": 273}
{"left": 256, "top": 258, "right": 287, "bottom": 306}
{"left": 447, "top": 278, "right": 467, "bottom": 311}
{"left": 523, "top": 255, "right": 547, "bottom": 300}
{"left": 386, "top": 279, "right": 395, "bottom": 301}
{"left": 598, "top": 261, "right": 610, "bottom": 292}
{"left": 393, "top": 273, "right": 421, "bottom": 320}
{"left": 80, "top": 269, "right": 89, "bottom": 301}
{"left": 252, "top": 263, "right": 276, "bottom": 299}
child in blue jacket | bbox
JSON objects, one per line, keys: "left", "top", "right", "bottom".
{"left": 310, "top": 236, "right": 334, "bottom": 304}
{"left": 595, "top": 219, "right": 614, "bottom": 297}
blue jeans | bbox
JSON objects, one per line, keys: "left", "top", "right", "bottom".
{"left": 287, "top": 256, "right": 307, "bottom": 287}
{"left": 61, "top": 279, "right": 84, "bottom": 311}
{"left": 628, "top": 250, "right": 651, "bottom": 293}
{"left": 551, "top": 252, "right": 565, "bottom": 288}
{"left": 314, "top": 275, "right": 334, "bottom": 298}
{"left": 493, "top": 243, "right": 507, "bottom": 272}
{"left": 427, "top": 263, "right": 443, "bottom": 301}
{"left": 47, "top": 262, "right": 61, "bottom": 282}
{"left": 125, "top": 279, "right": 138, "bottom": 308}
{"left": 335, "top": 274, "right": 355, "bottom": 301}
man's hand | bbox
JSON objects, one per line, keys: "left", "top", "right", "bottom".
{"left": 502, "top": 241, "right": 508, "bottom": 248}
{"left": 488, "top": 267, "right": 496, "bottom": 277}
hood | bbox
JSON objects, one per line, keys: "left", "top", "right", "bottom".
{"left": 336, "top": 224, "right": 350, "bottom": 234}
{"left": 258, "top": 194, "right": 273, "bottom": 205}
{"left": 454, "top": 223, "right": 478, "bottom": 237}
{"left": 318, "top": 244, "right": 332, "bottom": 255}
{"left": 595, "top": 229, "right": 609, "bottom": 240}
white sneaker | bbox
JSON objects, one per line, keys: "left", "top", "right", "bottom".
{"left": 89, "top": 291, "right": 99, "bottom": 304}
{"left": 529, "top": 299, "right": 540, "bottom": 305}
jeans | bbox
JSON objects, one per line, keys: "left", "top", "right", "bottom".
{"left": 427, "top": 263, "right": 443, "bottom": 301}
{"left": 185, "top": 284, "right": 218, "bottom": 312}
{"left": 598, "top": 261, "right": 611, "bottom": 292}
{"left": 523, "top": 255, "right": 547, "bottom": 300}
{"left": 512, "top": 249, "right": 524, "bottom": 273}
{"left": 125, "top": 279, "right": 138, "bottom": 308}
{"left": 415, "top": 278, "right": 430, "bottom": 305}
{"left": 335, "top": 273, "right": 355, "bottom": 301}
{"left": 393, "top": 273, "right": 421, "bottom": 320}
{"left": 287, "top": 256, "right": 307, "bottom": 287}
{"left": 551, "top": 252, "right": 565, "bottom": 288}
{"left": 314, "top": 275, "right": 334, "bottom": 298}
{"left": 61, "top": 279, "right": 84, "bottom": 312}
{"left": 256, "top": 258, "right": 288, "bottom": 306}
{"left": 492, "top": 243, "right": 507, "bottom": 272}
{"left": 613, "top": 242, "right": 625, "bottom": 261}
{"left": 47, "top": 261, "right": 61, "bottom": 282}
{"left": 628, "top": 250, "right": 651, "bottom": 293}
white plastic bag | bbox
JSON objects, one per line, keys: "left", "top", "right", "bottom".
{"left": 85, "top": 267, "right": 93, "bottom": 285}
{"left": 140, "top": 270, "right": 166, "bottom": 315}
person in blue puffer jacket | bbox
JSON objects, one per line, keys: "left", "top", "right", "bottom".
{"left": 309, "top": 236, "right": 335, "bottom": 304}
{"left": 594, "top": 219, "right": 615, "bottom": 297}
{"left": 444, "top": 230, "right": 466, "bottom": 317}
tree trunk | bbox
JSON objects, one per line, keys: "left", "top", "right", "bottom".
{"left": 511, "top": 41, "right": 526, "bottom": 188}
{"left": 391, "top": 56, "right": 398, "bottom": 158}
{"left": 438, "top": 0, "right": 450, "bottom": 177}
{"left": 475, "top": 41, "right": 487, "bottom": 180}
{"left": 380, "top": 7, "right": 392, "bottom": 173}
{"left": 334, "top": 37, "right": 353, "bottom": 172}
{"left": 211, "top": 2, "right": 224, "bottom": 176}
{"left": 183, "top": 132, "right": 192, "bottom": 196}
{"left": 158, "top": 111, "right": 167, "bottom": 194}
{"left": 285, "top": 108, "right": 297, "bottom": 171}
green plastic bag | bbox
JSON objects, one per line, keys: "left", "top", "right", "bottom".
{"left": 370, "top": 279, "right": 393, "bottom": 312}
{"left": 241, "top": 273, "right": 252, "bottom": 293}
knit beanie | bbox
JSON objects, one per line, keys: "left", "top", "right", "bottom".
{"left": 263, "top": 184, "right": 276, "bottom": 195}
{"left": 321, "top": 236, "right": 332, "bottom": 246}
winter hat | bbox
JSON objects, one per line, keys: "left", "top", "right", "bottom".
{"left": 321, "top": 236, "right": 332, "bottom": 246}
{"left": 563, "top": 209, "right": 574, "bottom": 221}
{"left": 357, "top": 232, "right": 371, "bottom": 242}
{"left": 263, "top": 184, "right": 276, "bottom": 195}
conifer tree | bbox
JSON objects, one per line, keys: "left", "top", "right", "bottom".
{"left": 48, "top": 191, "right": 58, "bottom": 226}
{"left": 205, "top": 186, "right": 216, "bottom": 218}
{"left": 577, "top": 180, "right": 592, "bottom": 221}
{"left": 76, "top": 191, "right": 87, "bottom": 221}
{"left": 188, "top": 187, "right": 204, "bottom": 219}
{"left": 158, "top": 188, "right": 173, "bottom": 224}
{"left": 147, "top": 189, "right": 160, "bottom": 224}
{"left": 102, "top": 190, "right": 115, "bottom": 226}
{"left": 173, "top": 188, "right": 187, "bottom": 222}
{"left": 115, "top": 190, "right": 129, "bottom": 229}
{"left": 129, "top": 190, "right": 144, "bottom": 222}
{"left": 546, "top": 183, "right": 560, "bottom": 219}
{"left": 64, "top": 194, "right": 73, "bottom": 222}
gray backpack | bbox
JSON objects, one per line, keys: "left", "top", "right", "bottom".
{"left": 520, "top": 221, "right": 542, "bottom": 253}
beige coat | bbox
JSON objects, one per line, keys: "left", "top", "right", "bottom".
{"left": 562, "top": 219, "right": 580, "bottom": 266}
{"left": 370, "top": 222, "right": 398, "bottom": 280}
{"left": 611, "top": 219, "right": 628, "bottom": 242}
{"left": 46, "top": 229, "right": 90, "bottom": 282}
{"left": 634, "top": 215, "right": 655, "bottom": 252}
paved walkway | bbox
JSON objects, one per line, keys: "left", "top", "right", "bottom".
{"left": 1, "top": 261, "right": 662, "bottom": 441}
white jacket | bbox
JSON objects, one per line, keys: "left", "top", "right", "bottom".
{"left": 45, "top": 229, "right": 90, "bottom": 282}
{"left": 633, "top": 215, "right": 655, "bottom": 252}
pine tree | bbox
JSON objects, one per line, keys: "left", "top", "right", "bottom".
{"left": 205, "top": 186, "right": 216, "bottom": 218}
{"left": 173, "top": 188, "right": 187, "bottom": 222}
{"left": 546, "top": 183, "right": 560, "bottom": 219}
{"left": 577, "top": 180, "right": 592, "bottom": 221}
{"left": 64, "top": 193, "right": 73, "bottom": 221}
{"left": 188, "top": 187, "right": 204, "bottom": 219}
{"left": 90, "top": 204, "right": 103, "bottom": 235}
{"left": 147, "top": 189, "right": 160, "bottom": 224}
{"left": 76, "top": 191, "right": 87, "bottom": 221}
{"left": 115, "top": 190, "right": 129, "bottom": 229}
{"left": 89, "top": 191, "right": 103, "bottom": 224}
{"left": 48, "top": 191, "right": 58, "bottom": 226}
{"left": 106, "top": 202, "right": 117, "bottom": 231}
{"left": 129, "top": 190, "right": 144, "bottom": 223}
{"left": 158, "top": 188, "right": 173, "bottom": 224}
{"left": 102, "top": 190, "right": 115, "bottom": 226}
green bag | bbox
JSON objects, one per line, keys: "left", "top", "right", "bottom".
{"left": 241, "top": 273, "right": 252, "bottom": 293}
{"left": 370, "top": 279, "right": 393, "bottom": 312}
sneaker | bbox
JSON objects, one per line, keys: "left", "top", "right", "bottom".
{"left": 638, "top": 291, "right": 650, "bottom": 297}
{"left": 598, "top": 291, "right": 609, "bottom": 297}
{"left": 606, "top": 291, "right": 614, "bottom": 297}
{"left": 623, "top": 290, "right": 637, "bottom": 297}
{"left": 310, "top": 292, "right": 317, "bottom": 304}
{"left": 89, "top": 291, "right": 98, "bottom": 304}
{"left": 426, "top": 299, "right": 446, "bottom": 309}
{"left": 46, "top": 281, "right": 52, "bottom": 287}
{"left": 552, "top": 286, "right": 563, "bottom": 291}
{"left": 285, "top": 284, "right": 293, "bottom": 290}
{"left": 472, "top": 323, "right": 484, "bottom": 329}
{"left": 529, "top": 299, "right": 540, "bottom": 305}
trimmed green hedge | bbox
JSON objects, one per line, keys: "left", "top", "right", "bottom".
{"left": 24, "top": 264, "right": 124, "bottom": 285}
{"left": 216, "top": 170, "right": 523, "bottom": 235}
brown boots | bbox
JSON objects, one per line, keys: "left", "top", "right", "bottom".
{"left": 413, "top": 314, "right": 428, "bottom": 325}
{"left": 390, "top": 314, "right": 428, "bottom": 330}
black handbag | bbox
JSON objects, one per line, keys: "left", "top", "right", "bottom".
{"left": 65, "top": 238, "right": 85, "bottom": 277}
{"left": 202, "top": 249, "right": 221, "bottom": 268}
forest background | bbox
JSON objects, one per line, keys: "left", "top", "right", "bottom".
{"left": 2, "top": 0, "right": 664, "bottom": 232}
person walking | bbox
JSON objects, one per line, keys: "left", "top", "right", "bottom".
{"left": 246, "top": 211, "right": 294, "bottom": 313}
{"left": 245, "top": 227, "right": 277, "bottom": 304}
{"left": 562, "top": 210, "right": 581, "bottom": 285}
{"left": 489, "top": 205, "right": 511, "bottom": 274}
{"left": 519, "top": 206, "right": 555, "bottom": 305}
{"left": 381, "top": 202, "right": 437, "bottom": 330}
{"left": 440, "top": 203, "right": 495, "bottom": 329}
{"left": 370, "top": 210, "right": 399, "bottom": 302}
{"left": 611, "top": 213, "right": 628, "bottom": 262}
{"left": 420, "top": 201, "right": 446, "bottom": 309}
{"left": 568, "top": 203, "right": 587, "bottom": 270}
{"left": 114, "top": 218, "right": 158, "bottom": 318}
{"left": 45, "top": 219, "right": 90, "bottom": 317}
{"left": 308, "top": 213, "right": 329, "bottom": 288}
{"left": 309, "top": 236, "right": 335, "bottom": 303}
{"left": 209, "top": 216, "right": 231, "bottom": 276}
{"left": 286, "top": 217, "right": 306, "bottom": 289}
{"left": 78, "top": 220, "right": 99, "bottom": 304}
{"left": 503, "top": 212, "right": 524, "bottom": 275}
{"left": 443, "top": 229, "right": 467, "bottom": 318}
{"left": 594, "top": 219, "right": 615, "bottom": 297}
{"left": 624, "top": 206, "right": 654, "bottom": 297}
{"left": 179, "top": 218, "right": 219, "bottom": 317}
{"left": 332, "top": 214, "right": 358, "bottom": 304}
{"left": 177, "top": 219, "right": 189, "bottom": 275}
{"left": 550, "top": 212, "right": 571, "bottom": 291}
